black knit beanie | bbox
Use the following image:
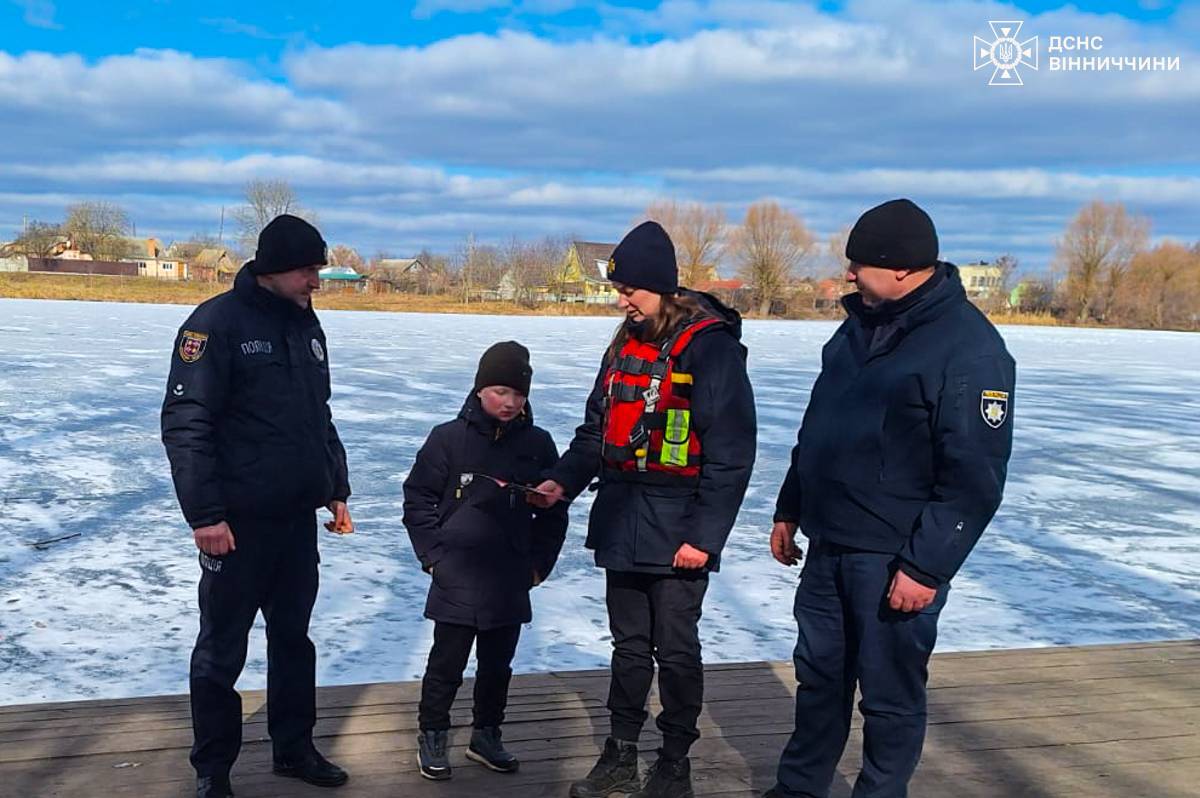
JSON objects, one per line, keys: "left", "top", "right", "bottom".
{"left": 249, "top": 214, "right": 328, "bottom": 275}
{"left": 607, "top": 221, "right": 679, "bottom": 294}
{"left": 474, "top": 341, "right": 532, "bottom": 396}
{"left": 845, "top": 199, "right": 938, "bottom": 269}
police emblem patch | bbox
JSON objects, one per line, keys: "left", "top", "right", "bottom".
{"left": 310, "top": 338, "right": 325, "bottom": 362}
{"left": 179, "top": 330, "right": 209, "bottom": 363}
{"left": 980, "top": 389, "right": 1009, "bottom": 429}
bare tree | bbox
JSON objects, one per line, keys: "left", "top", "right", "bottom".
{"left": 63, "top": 201, "right": 134, "bottom": 261}
{"left": 1114, "top": 242, "right": 1200, "bottom": 329}
{"left": 232, "top": 179, "right": 313, "bottom": 251}
{"left": 728, "top": 200, "right": 816, "bottom": 315}
{"left": 642, "top": 200, "right": 725, "bottom": 288}
{"left": 1055, "top": 201, "right": 1149, "bottom": 323}
{"left": 500, "top": 236, "right": 563, "bottom": 306}
{"left": 328, "top": 245, "right": 364, "bottom": 271}
{"left": 4, "top": 220, "right": 65, "bottom": 258}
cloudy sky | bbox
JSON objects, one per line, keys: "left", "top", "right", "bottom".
{"left": 1, "top": 0, "right": 1196, "bottom": 272}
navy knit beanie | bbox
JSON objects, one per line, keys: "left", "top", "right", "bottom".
{"left": 845, "top": 199, "right": 938, "bottom": 269}
{"left": 249, "top": 214, "right": 328, "bottom": 275}
{"left": 607, "top": 221, "right": 679, "bottom": 294}
{"left": 474, "top": 341, "right": 532, "bottom": 396}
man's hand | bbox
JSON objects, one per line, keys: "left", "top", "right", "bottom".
{"left": 770, "top": 521, "right": 800, "bottom": 566}
{"left": 673, "top": 543, "right": 709, "bottom": 569}
{"left": 325, "top": 501, "right": 354, "bottom": 534}
{"left": 528, "top": 480, "right": 565, "bottom": 508}
{"left": 888, "top": 570, "right": 937, "bottom": 613}
{"left": 194, "top": 521, "right": 235, "bottom": 556}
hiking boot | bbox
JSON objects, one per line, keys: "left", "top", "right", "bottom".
{"left": 568, "top": 736, "right": 641, "bottom": 797}
{"left": 630, "top": 753, "right": 693, "bottom": 798}
{"left": 195, "top": 774, "right": 234, "bottom": 798}
{"left": 466, "top": 725, "right": 519, "bottom": 773}
{"left": 272, "top": 746, "right": 348, "bottom": 788}
{"left": 417, "top": 729, "right": 452, "bottom": 781}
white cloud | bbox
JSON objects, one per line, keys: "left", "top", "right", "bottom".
{"left": 11, "top": 0, "right": 60, "bottom": 30}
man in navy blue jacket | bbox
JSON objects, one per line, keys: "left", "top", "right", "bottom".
{"left": 766, "top": 199, "right": 1015, "bottom": 798}
{"left": 162, "top": 215, "right": 352, "bottom": 798}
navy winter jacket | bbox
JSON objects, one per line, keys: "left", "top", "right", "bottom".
{"left": 161, "top": 265, "right": 350, "bottom": 528}
{"left": 774, "top": 263, "right": 1015, "bottom": 586}
{"left": 403, "top": 394, "right": 568, "bottom": 630}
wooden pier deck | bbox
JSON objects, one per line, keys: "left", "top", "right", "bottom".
{"left": 2, "top": 640, "right": 1197, "bottom": 797}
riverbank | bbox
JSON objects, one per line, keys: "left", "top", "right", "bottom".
{"left": 0, "top": 271, "right": 1070, "bottom": 325}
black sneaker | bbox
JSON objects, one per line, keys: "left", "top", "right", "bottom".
{"left": 417, "top": 729, "right": 452, "bottom": 780}
{"left": 272, "top": 746, "right": 348, "bottom": 788}
{"left": 568, "top": 736, "right": 641, "bottom": 798}
{"left": 466, "top": 725, "right": 519, "bottom": 773}
{"left": 195, "top": 774, "right": 234, "bottom": 798}
{"left": 630, "top": 753, "right": 693, "bottom": 798}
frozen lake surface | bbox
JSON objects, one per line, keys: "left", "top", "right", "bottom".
{"left": 1, "top": 298, "right": 1197, "bottom": 703}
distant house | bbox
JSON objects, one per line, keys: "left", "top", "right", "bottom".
{"left": 958, "top": 261, "right": 1006, "bottom": 300}
{"left": 814, "top": 278, "right": 850, "bottom": 309}
{"left": 319, "top": 265, "right": 366, "bottom": 292}
{"left": 123, "top": 237, "right": 186, "bottom": 280}
{"left": 190, "top": 249, "right": 238, "bottom": 283}
{"left": 369, "top": 258, "right": 428, "bottom": 293}
{"left": 554, "top": 241, "right": 619, "bottom": 304}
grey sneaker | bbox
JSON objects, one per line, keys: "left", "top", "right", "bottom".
{"left": 417, "top": 729, "right": 451, "bottom": 780}
{"left": 465, "top": 725, "right": 519, "bottom": 773}
{"left": 569, "top": 736, "right": 641, "bottom": 798}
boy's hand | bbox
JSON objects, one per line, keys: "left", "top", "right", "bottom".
{"left": 324, "top": 501, "right": 354, "bottom": 534}
{"left": 528, "top": 480, "right": 565, "bottom": 508}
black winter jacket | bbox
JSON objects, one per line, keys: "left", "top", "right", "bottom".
{"left": 161, "top": 266, "right": 350, "bottom": 528}
{"left": 550, "top": 290, "right": 757, "bottom": 574}
{"left": 774, "top": 263, "right": 1015, "bottom": 586}
{"left": 403, "top": 394, "right": 568, "bottom": 630}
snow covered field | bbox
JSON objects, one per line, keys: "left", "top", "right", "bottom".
{"left": 1, "top": 298, "right": 1197, "bottom": 704}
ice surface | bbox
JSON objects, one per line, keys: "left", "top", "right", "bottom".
{"left": 0, "top": 299, "right": 1197, "bottom": 703}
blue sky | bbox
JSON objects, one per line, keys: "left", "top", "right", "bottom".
{"left": 1, "top": 0, "right": 1197, "bottom": 271}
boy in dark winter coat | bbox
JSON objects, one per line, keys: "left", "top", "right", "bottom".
{"left": 402, "top": 341, "right": 568, "bottom": 781}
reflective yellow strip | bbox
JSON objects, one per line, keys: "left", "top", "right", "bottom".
{"left": 671, "top": 372, "right": 693, "bottom": 384}
{"left": 660, "top": 409, "right": 690, "bottom": 466}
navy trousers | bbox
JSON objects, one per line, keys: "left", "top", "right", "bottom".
{"left": 773, "top": 539, "right": 948, "bottom": 798}
{"left": 189, "top": 513, "right": 320, "bottom": 777}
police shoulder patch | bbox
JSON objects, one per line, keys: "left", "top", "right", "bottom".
{"left": 980, "top": 389, "right": 1010, "bottom": 429}
{"left": 179, "top": 330, "right": 209, "bottom": 363}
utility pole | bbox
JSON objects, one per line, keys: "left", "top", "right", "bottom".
{"left": 218, "top": 206, "right": 225, "bottom": 245}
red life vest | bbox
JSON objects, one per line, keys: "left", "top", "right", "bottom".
{"left": 601, "top": 317, "right": 722, "bottom": 481}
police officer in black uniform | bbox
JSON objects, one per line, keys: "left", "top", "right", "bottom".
{"left": 162, "top": 214, "right": 352, "bottom": 798}
{"left": 765, "top": 199, "right": 1015, "bottom": 798}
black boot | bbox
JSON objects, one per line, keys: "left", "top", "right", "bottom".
{"left": 195, "top": 774, "right": 233, "bottom": 798}
{"left": 418, "top": 729, "right": 452, "bottom": 780}
{"left": 466, "top": 726, "right": 519, "bottom": 773}
{"left": 272, "top": 745, "right": 349, "bottom": 788}
{"left": 569, "top": 736, "right": 641, "bottom": 798}
{"left": 630, "top": 753, "right": 693, "bottom": 798}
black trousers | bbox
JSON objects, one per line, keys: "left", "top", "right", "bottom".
{"left": 605, "top": 569, "right": 709, "bottom": 760}
{"left": 418, "top": 621, "right": 522, "bottom": 731}
{"left": 189, "top": 513, "right": 319, "bottom": 778}
{"left": 773, "top": 540, "right": 949, "bottom": 798}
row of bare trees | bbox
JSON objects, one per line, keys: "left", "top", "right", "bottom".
{"left": 1052, "top": 201, "right": 1200, "bottom": 329}
{"left": 5, "top": 202, "right": 137, "bottom": 261}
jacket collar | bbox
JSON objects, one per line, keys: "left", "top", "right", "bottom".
{"left": 841, "top": 263, "right": 966, "bottom": 360}
{"left": 458, "top": 392, "right": 533, "bottom": 438}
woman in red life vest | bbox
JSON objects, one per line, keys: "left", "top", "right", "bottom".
{"left": 534, "top": 221, "right": 757, "bottom": 798}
